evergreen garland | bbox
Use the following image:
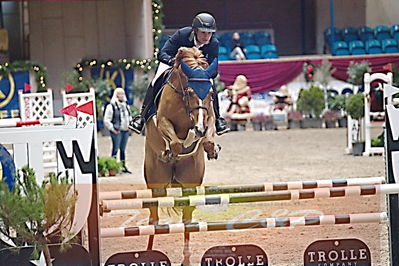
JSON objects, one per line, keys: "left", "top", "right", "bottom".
{"left": 0, "top": 60, "right": 47, "bottom": 91}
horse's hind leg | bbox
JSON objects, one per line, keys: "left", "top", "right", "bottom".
{"left": 182, "top": 206, "right": 195, "bottom": 266}
{"left": 147, "top": 206, "right": 159, "bottom": 250}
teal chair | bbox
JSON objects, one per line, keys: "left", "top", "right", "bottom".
{"left": 366, "top": 39, "right": 382, "bottom": 54}
{"left": 245, "top": 45, "right": 261, "bottom": 60}
{"left": 382, "top": 39, "right": 399, "bottom": 53}
{"left": 260, "top": 44, "right": 278, "bottom": 59}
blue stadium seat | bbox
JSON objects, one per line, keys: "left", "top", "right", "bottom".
{"left": 254, "top": 31, "right": 271, "bottom": 46}
{"left": 382, "top": 39, "right": 399, "bottom": 53}
{"left": 241, "top": 37, "right": 256, "bottom": 47}
{"left": 254, "top": 31, "right": 271, "bottom": 40}
{"left": 342, "top": 27, "right": 358, "bottom": 42}
{"left": 391, "top": 24, "right": 399, "bottom": 41}
{"left": 324, "top": 27, "right": 342, "bottom": 45}
{"left": 374, "top": 25, "right": 391, "bottom": 41}
{"left": 213, "top": 33, "right": 221, "bottom": 42}
{"left": 260, "top": 44, "right": 278, "bottom": 59}
{"left": 332, "top": 41, "right": 349, "bottom": 56}
{"left": 366, "top": 39, "right": 383, "bottom": 54}
{"left": 220, "top": 32, "right": 233, "bottom": 49}
{"left": 218, "top": 46, "right": 230, "bottom": 61}
{"left": 358, "top": 26, "right": 374, "bottom": 42}
{"left": 245, "top": 45, "right": 261, "bottom": 60}
{"left": 349, "top": 40, "right": 366, "bottom": 55}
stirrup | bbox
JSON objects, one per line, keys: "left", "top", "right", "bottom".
{"left": 129, "top": 116, "right": 145, "bottom": 134}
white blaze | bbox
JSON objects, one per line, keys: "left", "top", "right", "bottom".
{"left": 196, "top": 99, "right": 205, "bottom": 132}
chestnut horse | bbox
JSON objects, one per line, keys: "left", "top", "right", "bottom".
{"left": 144, "top": 47, "right": 220, "bottom": 264}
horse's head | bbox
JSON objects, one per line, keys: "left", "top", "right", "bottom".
{"left": 173, "top": 47, "right": 218, "bottom": 138}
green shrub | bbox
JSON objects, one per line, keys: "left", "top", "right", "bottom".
{"left": 105, "top": 157, "right": 123, "bottom": 172}
{"left": 347, "top": 61, "right": 371, "bottom": 86}
{"left": 97, "top": 157, "right": 108, "bottom": 175}
{"left": 345, "top": 93, "right": 364, "bottom": 120}
{"left": 296, "top": 87, "right": 325, "bottom": 118}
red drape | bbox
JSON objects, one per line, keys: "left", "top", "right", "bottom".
{"left": 218, "top": 55, "right": 399, "bottom": 93}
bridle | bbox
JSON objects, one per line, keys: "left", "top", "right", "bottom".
{"left": 167, "top": 66, "right": 211, "bottom": 124}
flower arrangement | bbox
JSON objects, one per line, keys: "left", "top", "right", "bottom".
{"left": 250, "top": 114, "right": 272, "bottom": 123}
{"left": 323, "top": 110, "right": 339, "bottom": 122}
{"left": 303, "top": 62, "right": 316, "bottom": 83}
{"left": 287, "top": 111, "right": 303, "bottom": 122}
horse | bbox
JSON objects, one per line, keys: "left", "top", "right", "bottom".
{"left": 144, "top": 47, "right": 221, "bottom": 265}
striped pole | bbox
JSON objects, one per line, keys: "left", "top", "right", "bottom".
{"left": 101, "top": 183, "right": 399, "bottom": 211}
{"left": 0, "top": 117, "right": 64, "bottom": 128}
{"left": 99, "top": 176, "right": 385, "bottom": 201}
{"left": 101, "top": 212, "right": 387, "bottom": 238}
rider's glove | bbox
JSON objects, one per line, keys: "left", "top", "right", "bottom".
{"left": 167, "top": 58, "right": 176, "bottom": 66}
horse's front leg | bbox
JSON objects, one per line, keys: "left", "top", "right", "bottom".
{"left": 157, "top": 117, "right": 182, "bottom": 157}
{"left": 203, "top": 115, "right": 221, "bottom": 160}
{"left": 147, "top": 206, "right": 158, "bottom": 250}
{"left": 182, "top": 206, "right": 195, "bottom": 266}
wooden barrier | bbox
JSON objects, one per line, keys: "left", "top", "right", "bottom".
{"left": 101, "top": 183, "right": 399, "bottom": 211}
{"left": 101, "top": 212, "right": 387, "bottom": 238}
{"left": 99, "top": 176, "right": 385, "bottom": 201}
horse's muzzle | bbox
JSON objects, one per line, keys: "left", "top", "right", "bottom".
{"left": 194, "top": 126, "right": 208, "bottom": 137}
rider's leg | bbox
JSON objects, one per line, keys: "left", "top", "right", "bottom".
{"left": 129, "top": 64, "right": 170, "bottom": 134}
{"left": 212, "top": 87, "right": 230, "bottom": 135}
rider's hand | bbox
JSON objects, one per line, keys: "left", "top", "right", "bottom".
{"left": 167, "top": 58, "right": 176, "bottom": 66}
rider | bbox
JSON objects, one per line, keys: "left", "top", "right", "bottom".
{"left": 129, "top": 12, "right": 230, "bottom": 135}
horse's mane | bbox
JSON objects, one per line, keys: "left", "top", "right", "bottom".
{"left": 174, "top": 47, "right": 209, "bottom": 69}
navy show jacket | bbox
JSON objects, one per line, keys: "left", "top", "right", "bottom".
{"left": 157, "top": 26, "right": 219, "bottom": 78}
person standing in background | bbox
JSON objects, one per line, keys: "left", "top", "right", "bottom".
{"left": 104, "top": 87, "right": 132, "bottom": 174}
{"left": 230, "top": 32, "right": 246, "bottom": 60}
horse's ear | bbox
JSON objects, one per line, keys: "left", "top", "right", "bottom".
{"left": 180, "top": 60, "right": 194, "bottom": 78}
{"left": 175, "top": 47, "right": 187, "bottom": 64}
{"left": 205, "top": 58, "right": 218, "bottom": 78}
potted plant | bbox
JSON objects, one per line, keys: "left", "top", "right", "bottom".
{"left": 97, "top": 157, "right": 108, "bottom": 177}
{"left": 287, "top": 111, "right": 302, "bottom": 129}
{"left": 263, "top": 115, "right": 275, "bottom": 130}
{"left": 296, "top": 87, "right": 325, "bottom": 128}
{"left": 250, "top": 114, "right": 267, "bottom": 131}
{"left": 0, "top": 167, "right": 77, "bottom": 265}
{"left": 329, "top": 94, "right": 348, "bottom": 127}
{"left": 346, "top": 93, "right": 365, "bottom": 155}
{"left": 323, "top": 110, "right": 339, "bottom": 128}
{"left": 105, "top": 157, "right": 123, "bottom": 176}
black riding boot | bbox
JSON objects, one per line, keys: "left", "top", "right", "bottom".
{"left": 129, "top": 73, "right": 167, "bottom": 134}
{"left": 129, "top": 82, "right": 158, "bottom": 134}
{"left": 212, "top": 88, "right": 230, "bottom": 135}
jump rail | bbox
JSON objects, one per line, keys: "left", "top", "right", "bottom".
{"left": 99, "top": 176, "right": 385, "bottom": 201}
{"left": 101, "top": 183, "right": 398, "bottom": 211}
{"left": 101, "top": 212, "right": 387, "bottom": 238}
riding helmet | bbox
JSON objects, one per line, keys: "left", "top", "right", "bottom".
{"left": 192, "top": 13, "right": 216, "bottom": 32}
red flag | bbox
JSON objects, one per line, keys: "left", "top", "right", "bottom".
{"left": 76, "top": 101, "right": 94, "bottom": 116}
{"left": 59, "top": 103, "right": 78, "bottom": 117}
{"left": 24, "top": 83, "right": 31, "bottom": 92}
{"left": 65, "top": 83, "right": 75, "bottom": 93}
